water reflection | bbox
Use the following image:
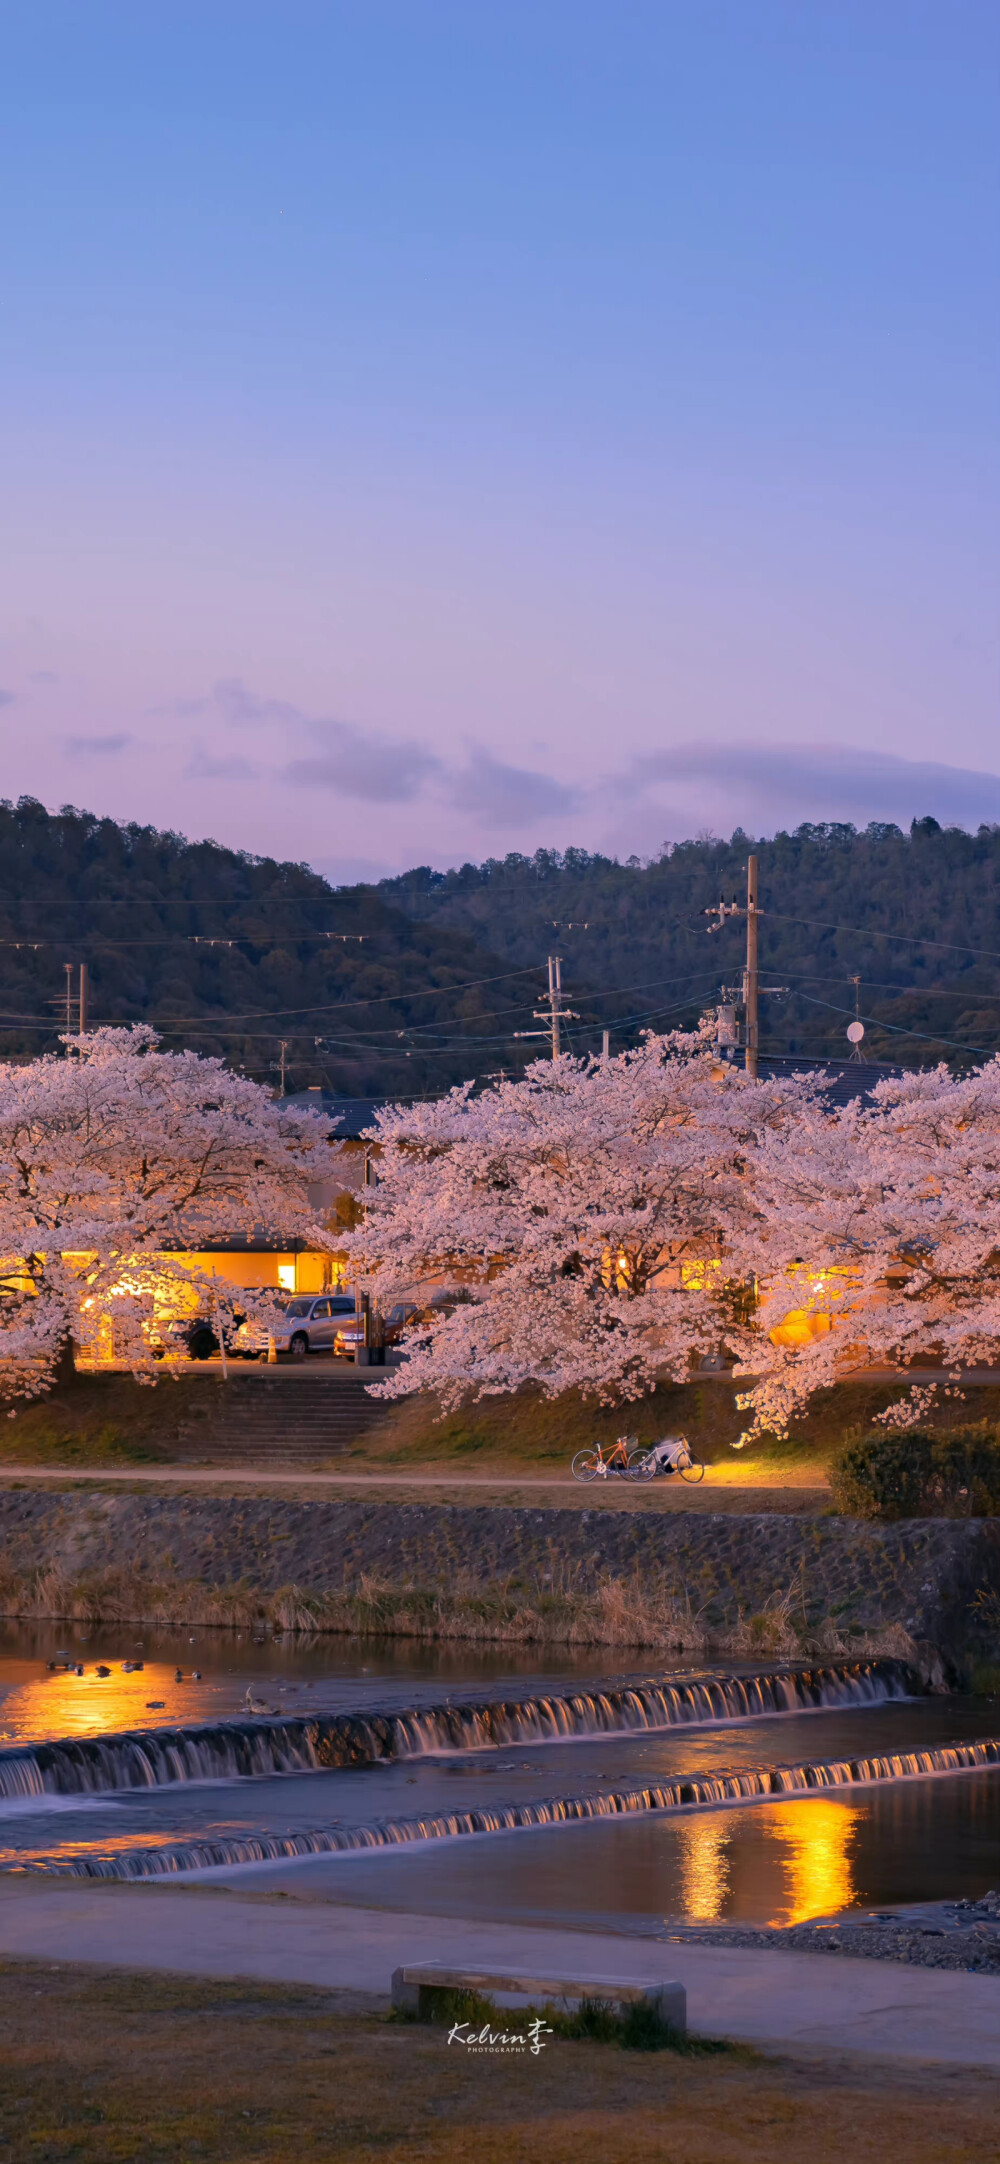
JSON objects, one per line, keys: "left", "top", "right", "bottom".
{"left": 672, "top": 1798, "right": 858, "bottom": 1924}
{"left": 677, "top": 1812, "right": 731, "bottom": 1920}
{"left": 764, "top": 1799, "right": 858, "bottom": 1923}
{"left": 239, "top": 1772, "right": 1000, "bottom": 1928}
{"left": 0, "top": 1619, "right": 649, "bottom": 1747}
{"left": 1, "top": 1659, "right": 163, "bottom": 1746}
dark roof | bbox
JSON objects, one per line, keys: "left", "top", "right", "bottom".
{"left": 282, "top": 1090, "right": 385, "bottom": 1138}
{"left": 741, "top": 1052, "right": 904, "bottom": 1106}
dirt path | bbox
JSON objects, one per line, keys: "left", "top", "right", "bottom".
{"left": 0, "top": 1462, "right": 830, "bottom": 1511}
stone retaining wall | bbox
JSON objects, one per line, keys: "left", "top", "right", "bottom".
{"left": 1, "top": 1492, "right": 997, "bottom": 1661}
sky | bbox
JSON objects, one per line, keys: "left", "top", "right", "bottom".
{"left": 1, "top": 1, "right": 998, "bottom": 883}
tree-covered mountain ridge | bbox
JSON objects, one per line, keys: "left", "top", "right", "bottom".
{"left": 4, "top": 797, "right": 1000, "bottom": 1084}
{"left": 379, "top": 817, "right": 1000, "bottom": 1069}
{"left": 0, "top": 797, "right": 538, "bottom": 1096}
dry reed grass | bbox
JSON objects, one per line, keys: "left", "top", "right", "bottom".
{"left": 0, "top": 1561, "right": 912, "bottom": 1661}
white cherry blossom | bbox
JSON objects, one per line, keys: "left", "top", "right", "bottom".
{"left": 0, "top": 1027, "right": 335, "bottom": 1401}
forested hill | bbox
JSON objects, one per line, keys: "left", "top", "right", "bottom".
{"left": 378, "top": 821, "right": 1000, "bottom": 1069}
{"left": 0, "top": 798, "right": 544, "bottom": 1096}
{"left": 7, "top": 800, "right": 1000, "bottom": 1088}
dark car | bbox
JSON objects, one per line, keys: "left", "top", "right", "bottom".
{"left": 149, "top": 1311, "right": 245, "bottom": 1361}
{"left": 332, "top": 1301, "right": 421, "bottom": 1360}
{"left": 334, "top": 1292, "right": 473, "bottom": 1361}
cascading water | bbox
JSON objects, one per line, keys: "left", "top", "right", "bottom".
{"left": 389, "top": 1659, "right": 911, "bottom": 1758}
{"left": 36, "top": 1734, "right": 1000, "bottom": 1880}
{"left": 0, "top": 1658, "right": 912, "bottom": 1802}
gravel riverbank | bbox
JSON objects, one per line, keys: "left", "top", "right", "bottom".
{"left": 664, "top": 1892, "right": 1000, "bottom": 1971}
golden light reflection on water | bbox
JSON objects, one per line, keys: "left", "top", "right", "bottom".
{"left": 762, "top": 1799, "right": 860, "bottom": 1925}
{"left": 672, "top": 1798, "right": 861, "bottom": 1925}
{"left": 676, "top": 1811, "right": 733, "bottom": 1919}
{"left": 0, "top": 1830, "right": 188, "bottom": 1869}
{"left": 0, "top": 1663, "right": 185, "bottom": 1744}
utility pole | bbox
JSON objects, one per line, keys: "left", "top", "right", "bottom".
{"left": 64, "top": 963, "right": 73, "bottom": 1034}
{"left": 513, "top": 956, "right": 579, "bottom": 1060}
{"left": 269, "top": 1040, "right": 291, "bottom": 1095}
{"left": 78, "top": 962, "right": 88, "bottom": 1036}
{"left": 602, "top": 1029, "right": 610, "bottom": 1061}
{"left": 705, "top": 853, "right": 764, "bottom": 1077}
{"left": 744, "top": 855, "right": 758, "bottom": 1080}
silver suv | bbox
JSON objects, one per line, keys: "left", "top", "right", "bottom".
{"left": 234, "top": 1293, "right": 357, "bottom": 1360}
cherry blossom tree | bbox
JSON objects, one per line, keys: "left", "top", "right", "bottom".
{"left": 343, "top": 1031, "right": 812, "bottom": 1414}
{"left": 347, "top": 1035, "right": 1000, "bottom": 1440}
{"left": 734, "top": 1057, "right": 1000, "bottom": 1440}
{"left": 0, "top": 1027, "right": 336, "bottom": 1402}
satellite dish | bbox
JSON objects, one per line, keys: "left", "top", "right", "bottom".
{"left": 846, "top": 1021, "right": 865, "bottom": 1044}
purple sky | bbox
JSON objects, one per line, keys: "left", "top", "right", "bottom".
{"left": 1, "top": 3, "right": 998, "bottom": 881}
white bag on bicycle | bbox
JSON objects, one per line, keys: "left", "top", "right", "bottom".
{"left": 646, "top": 1437, "right": 688, "bottom": 1474}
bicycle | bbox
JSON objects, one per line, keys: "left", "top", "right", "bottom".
{"left": 629, "top": 1435, "right": 706, "bottom": 1483}
{"left": 571, "top": 1435, "right": 651, "bottom": 1482}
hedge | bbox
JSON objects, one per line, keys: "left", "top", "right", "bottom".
{"left": 829, "top": 1424, "right": 1000, "bottom": 1520}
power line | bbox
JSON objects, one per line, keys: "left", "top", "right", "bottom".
{"left": 765, "top": 909, "right": 1000, "bottom": 966}
{"left": 794, "top": 992, "right": 997, "bottom": 1058}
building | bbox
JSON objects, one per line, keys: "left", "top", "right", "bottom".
{"left": 160, "top": 1094, "right": 385, "bottom": 1302}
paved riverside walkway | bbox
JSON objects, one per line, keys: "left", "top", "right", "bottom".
{"left": 0, "top": 1879, "right": 996, "bottom": 2068}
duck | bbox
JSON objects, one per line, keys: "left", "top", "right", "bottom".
{"left": 174, "top": 1669, "right": 184, "bottom": 1683}
{"left": 244, "top": 1688, "right": 267, "bottom": 1714}
{"left": 95, "top": 1665, "right": 111, "bottom": 1678}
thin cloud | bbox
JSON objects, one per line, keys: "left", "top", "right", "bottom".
{"left": 184, "top": 745, "right": 261, "bottom": 782}
{"left": 163, "top": 677, "right": 581, "bottom": 821}
{"left": 65, "top": 732, "right": 133, "bottom": 757}
{"left": 0, "top": 690, "right": 16, "bottom": 708}
{"left": 212, "top": 677, "right": 306, "bottom": 729}
{"left": 447, "top": 749, "right": 580, "bottom": 825}
{"left": 148, "top": 678, "right": 303, "bottom": 724}
{"left": 608, "top": 741, "right": 1000, "bottom": 837}
{"left": 284, "top": 721, "right": 441, "bottom": 804}
{"left": 155, "top": 677, "right": 1000, "bottom": 851}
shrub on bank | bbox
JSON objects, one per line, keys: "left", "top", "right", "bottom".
{"left": 830, "top": 1424, "right": 1000, "bottom": 1520}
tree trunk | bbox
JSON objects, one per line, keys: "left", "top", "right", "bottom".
{"left": 51, "top": 1330, "right": 78, "bottom": 1391}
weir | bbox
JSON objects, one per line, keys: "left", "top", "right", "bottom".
{"left": 44, "top": 1734, "right": 1000, "bottom": 1880}
{"left": 0, "top": 1659, "right": 912, "bottom": 1802}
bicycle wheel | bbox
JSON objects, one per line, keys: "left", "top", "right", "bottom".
{"left": 571, "top": 1448, "right": 601, "bottom": 1482}
{"left": 627, "top": 1450, "right": 656, "bottom": 1481}
{"left": 678, "top": 1447, "right": 705, "bottom": 1483}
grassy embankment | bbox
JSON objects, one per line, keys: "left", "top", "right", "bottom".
{"left": 0, "top": 1962, "right": 995, "bottom": 2164}
{"left": 0, "top": 1375, "right": 987, "bottom": 1657}
{"left": 3, "top": 1369, "right": 996, "bottom": 1479}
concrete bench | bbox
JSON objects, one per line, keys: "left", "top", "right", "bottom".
{"left": 391, "top": 1964, "right": 686, "bottom": 2032}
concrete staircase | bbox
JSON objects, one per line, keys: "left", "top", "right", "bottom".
{"left": 168, "top": 1372, "right": 395, "bottom": 1464}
